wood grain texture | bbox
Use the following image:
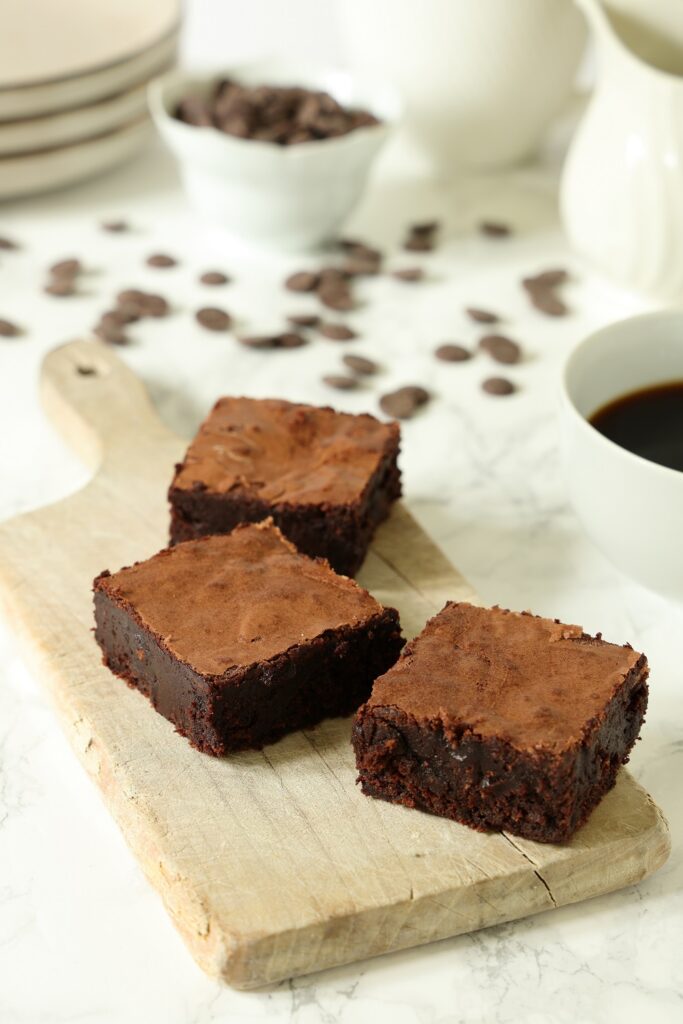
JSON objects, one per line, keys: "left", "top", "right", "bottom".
{"left": 0, "top": 340, "right": 670, "bottom": 988}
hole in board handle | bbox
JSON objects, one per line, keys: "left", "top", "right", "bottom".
{"left": 76, "top": 365, "right": 97, "bottom": 376}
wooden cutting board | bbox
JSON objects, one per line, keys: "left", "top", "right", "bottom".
{"left": 0, "top": 340, "right": 669, "bottom": 989}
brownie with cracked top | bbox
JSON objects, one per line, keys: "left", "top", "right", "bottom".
{"left": 168, "top": 397, "right": 401, "bottom": 576}
{"left": 94, "top": 520, "right": 404, "bottom": 755}
{"left": 353, "top": 602, "right": 649, "bottom": 842}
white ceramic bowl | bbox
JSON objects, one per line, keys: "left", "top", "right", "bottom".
{"left": 148, "top": 61, "right": 400, "bottom": 251}
{"left": 561, "top": 311, "right": 683, "bottom": 601}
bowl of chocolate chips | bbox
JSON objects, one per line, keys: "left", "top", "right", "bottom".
{"left": 149, "top": 60, "right": 400, "bottom": 250}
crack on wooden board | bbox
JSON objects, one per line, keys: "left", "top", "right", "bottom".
{"left": 502, "top": 833, "right": 557, "bottom": 908}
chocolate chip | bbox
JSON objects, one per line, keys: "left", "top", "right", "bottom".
{"left": 319, "top": 322, "right": 357, "bottom": 341}
{"left": 392, "top": 267, "right": 424, "bottom": 282}
{"left": 238, "top": 332, "right": 306, "bottom": 349}
{"left": 522, "top": 269, "right": 570, "bottom": 317}
{"left": 318, "top": 287, "right": 354, "bottom": 312}
{"left": 342, "top": 354, "right": 378, "bottom": 375}
{"left": 403, "top": 235, "right": 434, "bottom": 253}
{"left": 196, "top": 307, "right": 232, "bottom": 331}
{"left": 175, "top": 96, "right": 213, "bottom": 127}
{"left": 45, "top": 278, "right": 76, "bottom": 297}
{"left": 411, "top": 221, "right": 440, "bottom": 236}
{"left": 287, "top": 313, "right": 320, "bottom": 328}
{"left": 479, "top": 221, "right": 511, "bottom": 238}
{"left": 479, "top": 334, "right": 521, "bottom": 365}
{"left": 277, "top": 331, "right": 307, "bottom": 348}
{"left": 322, "top": 374, "right": 358, "bottom": 390}
{"left": 50, "top": 258, "right": 81, "bottom": 278}
{"left": 116, "top": 289, "right": 169, "bottom": 318}
{"left": 403, "top": 220, "right": 439, "bottom": 253}
{"left": 0, "top": 236, "right": 19, "bottom": 250}
{"left": 523, "top": 269, "right": 568, "bottom": 289}
{"left": 339, "top": 241, "right": 382, "bottom": 266}
{"left": 285, "top": 271, "right": 320, "bottom": 293}
{"left": 94, "top": 321, "right": 129, "bottom": 346}
{"left": 435, "top": 343, "right": 471, "bottom": 362}
{"left": 466, "top": 307, "right": 499, "bottom": 324}
{"left": 175, "top": 82, "right": 379, "bottom": 143}
{"left": 146, "top": 253, "right": 177, "bottom": 268}
{"left": 0, "top": 318, "right": 21, "bottom": 337}
{"left": 200, "top": 270, "right": 230, "bottom": 285}
{"left": 99, "top": 310, "right": 133, "bottom": 329}
{"left": 527, "top": 289, "right": 568, "bottom": 317}
{"left": 380, "top": 385, "right": 430, "bottom": 420}
{"left": 341, "top": 256, "right": 381, "bottom": 277}
{"left": 101, "top": 220, "right": 128, "bottom": 233}
{"left": 482, "top": 376, "right": 516, "bottom": 396}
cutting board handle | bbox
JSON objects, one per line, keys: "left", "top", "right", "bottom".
{"left": 41, "top": 339, "right": 175, "bottom": 473}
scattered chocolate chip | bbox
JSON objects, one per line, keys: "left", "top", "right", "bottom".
{"left": 196, "top": 307, "right": 232, "bottom": 331}
{"left": 0, "top": 236, "right": 19, "bottom": 250}
{"left": 94, "top": 321, "right": 129, "bottom": 346}
{"left": 482, "top": 376, "right": 516, "bottom": 396}
{"left": 403, "top": 235, "right": 434, "bottom": 253}
{"left": 146, "top": 253, "right": 177, "bottom": 268}
{"left": 0, "top": 318, "right": 21, "bottom": 337}
{"left": 50, "top": 258, "right": 81, "bottom": 278}
{"left": 341, "top": 256, "right": 381, "bottom": 277}
{"left": 99, "top": 310, "right": 133, "bottom": 329}
{"left": 277, "top": 331, "right": 307, "bottom": 348}
{"left": 285, "top": 271, "right": 320, "bottom": 293}
{"left": 380, "top": 385, "right": 430, "bottom": 420}
{"left": 45, "top": 277, "right": 76, "bottom": 297}
{"left": 412, "top": 220, "right": 440, "bottom": 236}
{"left": 527, "top": 289, "right": 568, "bottom": 317}
{"left": 319, "top": 322, "right": 357, "bottom": 341}
{"left": 287, "top": 313, "right": 320, "bottom": 328}
{"left": 116, "top": 289, "right": 169, "bottom": 318}
{"left": 318, "top": 286, "right": 354, "bottom": 312}
{"left": 322, "top": 374, "right": 358, "bottom": 390}
{"left": 522, "top": 268, "right": 570, "bottom": 317}
{"left": 466, "top": 307, "right": 499, "bottom": 324}
{"left": 479, "top": 220, "right": 511, "bottom": 238}
{"left": 403, "top": 220, "right": 440, "bottom": 253}
{"left": 523, "top": 269, "right": 568, "bottom": 289}
{"left": 479, "top": 334, "right": 521, "bottom": 365}
{"left": 339, "top": 239, "right": 383, "bottom": 263}
{"left": 435, "top": 343, "right": 471, "bottom": 362}
{"left": 392, "top": 267, "right": 424, "bottom": 282}
{"left": 101, "top": 220, "right": 128, "bottom": 233}
{"left": 199, "top": 270, "right": 230, "bottom": 286}
{"left": 175, "top": 81, "right": 379, "bottom": 144}
{"left": 238, "top": 332, "right": 307, "bottom": 350}
{"left": 342, "top": 354, "right": 378, "bottom": 376}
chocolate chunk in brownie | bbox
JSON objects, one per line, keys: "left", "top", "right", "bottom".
{"left": 168, "top": 397, "right": 401, "bottom": 576}
{"left": 94, "top": 521, "right": 404, "bottom": 755}
{"left": 353, "top": 602, "right": 649, "bottom": 843}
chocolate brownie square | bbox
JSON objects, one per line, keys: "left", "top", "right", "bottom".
{"left": 94, "top": 521, "right": 403, "bottom": 756}
{"left": 168, "top": 397, "right": 401, "bottom": 576}
{"left": 353, "top": 603, "right": 648, "bottom": 843}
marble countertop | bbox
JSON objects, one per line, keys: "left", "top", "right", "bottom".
{"left": 1, "top": 66, "right": 682, "bottom": 1024}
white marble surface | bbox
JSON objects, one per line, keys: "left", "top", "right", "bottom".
{"left": 1, "top": 7, "right": 682, "bottom": 1023}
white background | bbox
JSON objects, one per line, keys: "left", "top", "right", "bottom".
{"left": 0, "top": 2, "right": 681, "bottom": 1022}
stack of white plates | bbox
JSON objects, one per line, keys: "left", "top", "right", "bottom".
{"left": 0, "top": 0, "right": 180, "bottom": 199}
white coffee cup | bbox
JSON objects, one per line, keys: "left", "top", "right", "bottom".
{"left": 561, "top": 311, "right": 683, "bottom": 601}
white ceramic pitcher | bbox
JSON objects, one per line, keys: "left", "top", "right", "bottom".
{"left": 337, "top": 0, "right": 586, "bottom": 170}
{"left": 561, "top": 0, "right": 683, "bottom": 297}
